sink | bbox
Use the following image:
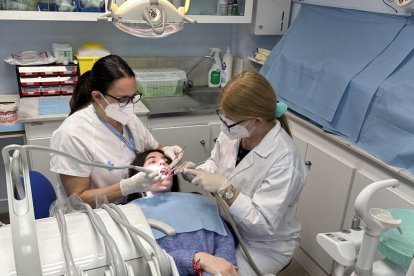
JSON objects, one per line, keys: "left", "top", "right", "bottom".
{"left": 141, "top": 86, "right": 221, "bottom": 118}
{"left": 187, "top": 87, "right": 221, "bottom": 105}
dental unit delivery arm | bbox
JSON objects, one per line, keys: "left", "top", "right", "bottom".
{"left": 102, "top": 204, "right": 175, "bottom": 276}
{"left": 2, "top": 145, "right": 42, "bottom": 276}
{"left": 1, "top": 144, "right": 177, "bottom": 276}
{"left": 24, "top": 144, "right": 155, "bottom": 174}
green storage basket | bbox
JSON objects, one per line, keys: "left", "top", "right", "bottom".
{"left": 133, "top": 68, "right": 187, "bottom": 98}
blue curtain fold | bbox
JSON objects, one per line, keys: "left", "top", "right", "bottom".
{"left": 261, "top": 5, "right": 414, "bottom": 174}
{"left": 261, "top": 4, "right": 406, "bottom": 128}
{"left": 357, "top": 31, "right": 414, "bottom": 173}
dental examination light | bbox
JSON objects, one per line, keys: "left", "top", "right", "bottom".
{"left": 0, "top": 144, "right": 178, "bottom": 276}
{"left": 98, "top": 0, "right": 196, "bottom": 38}
{"left": 394, "top": 0, "right": 414, "bottom": 11}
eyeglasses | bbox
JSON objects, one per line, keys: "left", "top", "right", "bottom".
{"left": 216, "top": 108, "right": 250, "bottom": 131}
{"left": 106, "top": 91, "right": 142, "bottom": 107}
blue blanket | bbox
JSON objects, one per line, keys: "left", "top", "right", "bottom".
{"left": 131, "top": 192, "right": 227, "bottom": 239}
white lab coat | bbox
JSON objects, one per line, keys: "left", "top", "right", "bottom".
{"left": 200, "top": 121, "right": 307, "bottom": 274}
{"left": 50, "top": 104, "right": 158, "bottom": 202}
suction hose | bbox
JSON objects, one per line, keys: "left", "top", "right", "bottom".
{"left": 214, "top": 194, "right": 276, "bottom": 276}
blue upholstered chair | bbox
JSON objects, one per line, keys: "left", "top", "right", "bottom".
{"left": 21, "top": 171, "right": 57, "bottom": 219}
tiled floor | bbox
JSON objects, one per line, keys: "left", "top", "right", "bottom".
{"left": 278, "top": 258, "right": 311, "bottom": 276}
{"left": 0, "top": 212, "right": 311, "bottom": 276}
{"left": 0, "top": 212, "right": 9, "bottom": 224}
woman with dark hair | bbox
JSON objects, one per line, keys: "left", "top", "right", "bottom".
{"left": 50, "top": 55, "right": 184, "bottom": 207}
{"left": 129, "top": 149, "right": 238, "bottom": 276}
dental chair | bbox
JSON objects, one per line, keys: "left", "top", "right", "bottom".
{"left": 1, "top": 144, "right": 179, "bottom": 276}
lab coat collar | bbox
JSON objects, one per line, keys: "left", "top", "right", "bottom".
{"left": 229, "top": 122, "right": 281, "bottom": 179}
{"left": 253, "top": 121, "right": 281, "bottom": 158}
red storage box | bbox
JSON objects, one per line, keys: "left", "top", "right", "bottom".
{"left": 16, "top": 63, "right": 79, "bottom": 98}
{"left": 21, "top": 87, "right": 42, "bottom": 97}
{"left": 41, "top": 86, "right": 61, "bottom": 96}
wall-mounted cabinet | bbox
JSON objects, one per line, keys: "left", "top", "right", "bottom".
{"left": 0, "top": 0, "right": 253, "bottom": 23}
{"left": 248, "top": 0, "right": 291, "bottom": 35}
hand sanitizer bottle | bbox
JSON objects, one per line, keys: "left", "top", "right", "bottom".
{"left": 221, "top": 47, "right": 233, "bottom": 87}
{"left": 208, "top": 48, "right": 222, "bottom": 88}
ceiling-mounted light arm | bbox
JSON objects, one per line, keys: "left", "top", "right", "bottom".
{"left": 107, "top": 0, "right": 112, "bottom": 13}
{"left": 142, "top": 4, "right": 167, "bottom": 35}
{"left": 97, "top": 0, "right": 113, "bottom": 21}
{"left": 176, "top": 0, "right": 190, "bottom": 15}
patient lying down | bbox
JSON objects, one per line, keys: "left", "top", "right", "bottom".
{"left": 128, "top": 150, "right": 238, "bottom": 276}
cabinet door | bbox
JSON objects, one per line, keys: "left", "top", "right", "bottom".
{"left": 248, "top": 0, "right": 291, "bottom": 35}
{"left": 151, "top": 124, "right": 210, "bottom": 164}
{"left": 292, "top": 133, "right": 308, "bottom": 160}
{"left": 26, "top": 137, "right": 59, "bottom": 188}
{"left": 209, "top": 122, "right": 221, "bottom": 153}
{"left": 296, "top": 143, "right": 356, "bottom": 275}
{"left": 187, "top": 0, "right": 253, "bottom": 23}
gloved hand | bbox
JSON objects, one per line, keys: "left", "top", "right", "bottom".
{"left": 173, "top": 161, "right": 195, "bottom": 181}
{"left": 184, "top": 169, "right": 231, "bottom": 193}
{"left": 162, "top": 145, "right": 184, "bottom": 168}
{"left": 196, "top": 162, "right": 216, "bottom": 173}
{"left": 119, "top": 171, "right": 165, "bottom": 196}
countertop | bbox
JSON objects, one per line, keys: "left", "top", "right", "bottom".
{"left": 18, "top": 96, "right": 150, "bottom": 123}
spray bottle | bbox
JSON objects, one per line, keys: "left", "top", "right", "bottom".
{"left": 221, "top": 46, "right": 233, "bottom": 87}
{"left": 208, "top": 48, "right": 222, "bottom": 88}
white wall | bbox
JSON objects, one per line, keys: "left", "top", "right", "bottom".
{"left": 0, "top": 21, "right": 280, "bottom": 94}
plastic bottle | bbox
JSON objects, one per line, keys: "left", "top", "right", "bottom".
{"left": 208, "top": 48, "right": 222, "bottom": 88}
{"left": 217, "top": 0, "right": 227, "bottom": 15}
{"left": 231, "top": 0, "right": 238, "bottom": 15}
{"left": 221, "top": 47, "right": 233, "bottom": 87}
{"left": 227, "top": 0, "right": 233, "bottom": 15}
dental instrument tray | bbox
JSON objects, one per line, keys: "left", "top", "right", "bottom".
{"left": 15, "top": 63, "right": 79, "bottom": 97}
{"left": 133, "top": 68, "right": 187, "bottom": 98}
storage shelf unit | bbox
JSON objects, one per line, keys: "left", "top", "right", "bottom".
{"left": 0, "top": 10, "right": 106, "bottom": 21}
{"left": 0, "top": 0, "right": 253, "bottom": 23}
{"left": 16, "top": 64, "right": 79, "bottom": 97}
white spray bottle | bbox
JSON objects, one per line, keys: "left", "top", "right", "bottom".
{"left": 208, "top": 48, "right": 222, "bottom": 88}
{"left": 221, "top": 46, "right": 233, "bottom": 87}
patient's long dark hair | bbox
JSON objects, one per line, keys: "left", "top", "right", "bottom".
{"left": 127, "top": 149, "right": 179, "bottom": 202}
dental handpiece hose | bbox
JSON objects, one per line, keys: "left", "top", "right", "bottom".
{"left": 16, "top": 144, "right": 156, "bottom": 174}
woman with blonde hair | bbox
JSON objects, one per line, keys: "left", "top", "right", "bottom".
{"left": 185, "top": 71, "right": 307, "bottom": 275}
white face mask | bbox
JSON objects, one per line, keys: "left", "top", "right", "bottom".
{"left": 100, "top": 93, "right": 134, "bottom": 125}
{"left": 221, "top": 120, "right": 252, "bottom": 140}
